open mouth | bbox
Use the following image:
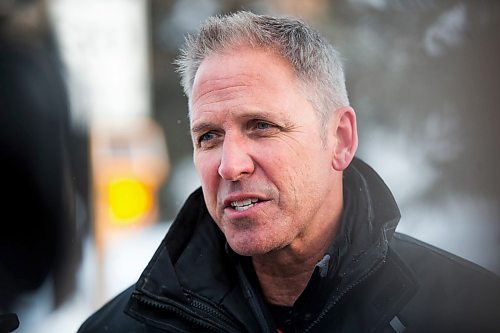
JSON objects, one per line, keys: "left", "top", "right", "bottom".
{"left": 230, "top": 198, "right": 260, "bottom": 211}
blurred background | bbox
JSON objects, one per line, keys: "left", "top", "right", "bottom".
{"left": 0, "top": 0, "right": 498, "bottom": 332}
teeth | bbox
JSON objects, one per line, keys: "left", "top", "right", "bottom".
{"left": 230, "top": 198, "right": 259, "bottom": 211}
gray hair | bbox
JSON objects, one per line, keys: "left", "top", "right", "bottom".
{"left": 175, "top": 11, "right": 349, "bottom": 122}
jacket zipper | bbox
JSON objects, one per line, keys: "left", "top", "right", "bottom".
{"left": 235, "top": 260, "right": 274, "bottom": 333}
{"left": 132, "top": 291, "right": 242, "bottom": 333}
{"left": 302, "top": 257, "right": 386, "bottom": 333}
{"left": 187, "top": 292, "right": 243, "bottom": 330}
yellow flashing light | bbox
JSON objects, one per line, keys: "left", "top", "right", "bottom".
{"left": 107, "top": 177, "right": 152, "bottom": 224}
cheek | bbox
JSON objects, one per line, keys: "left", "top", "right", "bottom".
{"left": 195, "top": 155, "right": 220, "bottom": 221}
{"left": 194, "top": 153, "right": 219, "bottom": 195}
{"left": 263, "top": 147, "right": 309, "bottom": 180}
{"left": 269, "top": 148, "right": 330, "bottom": 199}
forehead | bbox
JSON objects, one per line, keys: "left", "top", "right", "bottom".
{"left": 193, "top": 47, "right": 294, "bottom": 88}
{"left": 190, "top": 47, "right": 302, "bottom": 123}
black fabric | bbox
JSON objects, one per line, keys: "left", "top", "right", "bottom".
{"left": 266, "top": 303, "right": 292, "bottom": 333}
{"left": 78, "top": 158, "right": 500, "bottom": 333}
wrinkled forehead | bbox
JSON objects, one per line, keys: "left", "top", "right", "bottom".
{"left": 189, "top": 47, "right": 301, "bottom": 117}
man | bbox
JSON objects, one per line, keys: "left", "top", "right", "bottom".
{"left": 79, "top": 11, "right": 500, "bottom": 332}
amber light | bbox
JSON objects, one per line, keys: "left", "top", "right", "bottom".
{"left": 107, "top": 177, "right": 153, "bottom": 224}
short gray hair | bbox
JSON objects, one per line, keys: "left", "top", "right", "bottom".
{"left": 175, "top": 11, "right": 349, "bottom": 121}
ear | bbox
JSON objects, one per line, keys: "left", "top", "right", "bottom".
{"left": 330, "top": 106, "right": 358, "bottom": 171}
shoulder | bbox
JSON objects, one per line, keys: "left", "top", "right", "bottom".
{"left": 391, "top": 232, "right": 499, "bottom": 283}
{"left": 389, "top": 232, "right": 500, "bottom": 331}
{"left": 78, "top": 285, "right": 152, "bottom": 333}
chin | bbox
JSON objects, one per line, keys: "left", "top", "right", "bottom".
{"left": 227, "top": 235, "right": 283, "bottom": 257}
{"left": 222, "top": 222, "right": 289, "bottom": 256}
{"left": 228, "top": 242, "right": 266, "bottom": 257}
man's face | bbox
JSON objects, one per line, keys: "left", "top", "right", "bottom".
{"left": 190, "top": 47, "right": 341, "bottom": 256}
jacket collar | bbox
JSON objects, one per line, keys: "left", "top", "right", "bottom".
{"left": 287, "top": 157, "right": 408, "bottom": 331}
{"left": 224, "top": 157, "right": 406, "bottom": 331}
{"left": 131, "top": 189, "right": 263, "bottom": 331}
{"left": 327, "top": 157, "right": 401, "bottom": 290}
{"left": 129, "top": 157, "right": 414, "bottom": 332}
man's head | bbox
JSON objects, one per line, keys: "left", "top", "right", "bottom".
{"left": 176, "top": 11, "right": 349, "bottom": 127}
{"left": 177, "top": 12, "right": 357, "bottom": 257}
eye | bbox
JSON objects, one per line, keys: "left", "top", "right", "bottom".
{"left": 256, "top": 121, "right": 272, "bottom": 130}
{"left": 200, "top": 132, "right": 216, "bottom": 142}
{"left": 251, "top": 120, "right": 276, "bottom": 131}
{"left": 195, "top": 131, "right": 221, "bottom": 149}
{"left": 248, "top": 119, "right": 281, "bottom": 137}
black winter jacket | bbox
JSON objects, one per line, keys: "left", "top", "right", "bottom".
{"left": 79, "top": 158, "right": 500, "bottom": 332}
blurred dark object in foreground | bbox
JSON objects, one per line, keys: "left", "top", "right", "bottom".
{"left": 0, "top": 313, "right": 19, "bottom": 333}
{"left": 0, "top": 1, "right": 87, "bottom": 312}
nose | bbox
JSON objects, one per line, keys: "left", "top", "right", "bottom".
{"left": 218, "top": 135, "right": 255, "bottom": 181}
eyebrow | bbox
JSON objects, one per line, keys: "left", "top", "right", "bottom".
{"left": 190, "top": 122, "right": 214, "bottom": 135}
{"left": 190, "top": 110, "right": 292, "bottom": 134}
{"left": 239, "top": 111, "right": 276, "bottom": 120}
{"left": 239, "top": 111, "right": 293, "bottom": 127}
